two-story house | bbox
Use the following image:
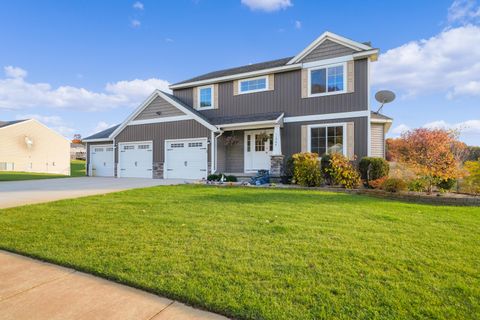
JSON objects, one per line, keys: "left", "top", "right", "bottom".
{"left": 83, "top": 32, "right": 392, "bottom": 179}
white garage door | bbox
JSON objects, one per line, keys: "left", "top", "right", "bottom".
{"left": 118, "top": 142, "right": 153, "bottom": 178}
{"left": 90, "top": 145, "right": 114, "bottom": 177}
{"left": 165, "top": 139, "right": 207, "bottom": 179}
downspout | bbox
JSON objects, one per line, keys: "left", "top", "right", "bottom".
{"left": 213, "top": 130, "right": 224, "bottom": 174}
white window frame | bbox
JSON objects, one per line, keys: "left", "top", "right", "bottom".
{"left": 197, "top": 85, "right": 215, "bottom": 110}
{"left": 238, "top": 75, "right": 269, "bottom": 94}
{"left": 307, "top": 62, "right": 347, "bottom": 97}
{"left": 307, "top": 123, "right": 347, "bottom": 156}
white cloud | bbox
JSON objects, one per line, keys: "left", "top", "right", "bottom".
{"left": 391, "top": 123, "right": 411, "bottom": 135}
{"left": 92, "top": 121, "right": 112, "bottom": 134}
{"left": 241, "top": 0, "right": 292, "bottom": 12}
{"left": 133, "top": 1, "right": 144, "bottom": 10}
{"left": 15, "top": 114, "right": 76, "bottom": 137}
{"left": 165, "top": 38, "right": 174, "bottom": 42}
{"left": 131, "top": 19, "right": 141, "bottom": 28}
{"left": 0, "top": 66, "right": 171, "bottom": 111}
{"left": 423, "top": 119, "right": 480, "bottom": 134}
{"left": 294, "top": 20, "right": 301, "bottom": 29}
{"left": 372, "top": 25, "right": 480, "bottom": 99}
{"left": 448, "top": 0, "right": 480, "bottom": 24}
{"left": 4, "top": 66, "right": 27, "bottom": 79}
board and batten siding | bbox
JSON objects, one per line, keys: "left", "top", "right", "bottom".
{"left": 370, "top": 123, "right": 385, "bottom": 158}
{"left": 216, "top": 131, "right": 245, "bottom": 173}
{"left": 300, "top": 39, "right": 356, "bottom": 63}
{"left": 173, "top": 59, "right": 368, "bottom": 119}
{"left": 114, "top": 120, "right": 211, "bottom": 164}
{"left": 134, "top": 96, "right": 184, "bottom": 120}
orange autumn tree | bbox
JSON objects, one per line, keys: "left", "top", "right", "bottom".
{"left": 395, "top": 128, "right": 465, "bottom": 192}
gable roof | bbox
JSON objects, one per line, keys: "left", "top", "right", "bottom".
{"left": 83, "top": 124, "right": 120, "bottom": 141}
{"left": 0, "top": 119, "right": 28, "bottom": 129}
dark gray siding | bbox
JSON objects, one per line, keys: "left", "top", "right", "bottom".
{"left": 282, "top": 117, "right": 368, "bottom": 160}
{"left": 173, "top": 59, "right": 368, "bottom": 118}
{"left": 115, "top": 120, "right": 211, "bottom": 163}
{"left": 134, "top": 96, "right": 184, "bottom": 120}
{"left": 217, "top": 131, "right": 244, "bottom": 173}
{"left": 86, "top": 141, "right": 113, "bottom": 176}
{"left": 300, "top": 40, "right": 356, "bottom": 63}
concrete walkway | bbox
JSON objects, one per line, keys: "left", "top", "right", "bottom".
{"left": 0, "top": 251, "right": 229, "bottom": 320}
{"left": 0, "top": 177, "right": 190, "bottom": 209}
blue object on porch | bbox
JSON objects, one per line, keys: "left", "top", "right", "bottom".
{"left": 250, "top": 170, "right": 270, "bottom": 185}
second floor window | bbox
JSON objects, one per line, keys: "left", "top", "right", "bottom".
{"left": 309, "top": 63, "right": 345, "bottom": 97}
{"left": 199, "top": 86, "right": 214, "bottom": 109}
{"left": 239, "top": 76, "right": 268, "bottom": 94}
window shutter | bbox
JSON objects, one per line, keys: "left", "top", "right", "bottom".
{"left": 192, "top": 87, "right": 198, "bottom": 109}
{"left": 301, "top": 69, "right": 308, "bottom": 98}
{"left": 301, "top": 125, "right": 308, "bottom": 152}
{"left": 347, "top": 61, "right": 355, "bottom": 93}
{"left": 347, "top": 122, "right": 355, "bottom": 160}
{"left": 268, "top": 74, "right": 275, "bottom": 91}
{"left": 214, "top": 84, "right": 219, "bottom": 109}
{"left": 233, "top": 80, "right": 239, "bottom": 96}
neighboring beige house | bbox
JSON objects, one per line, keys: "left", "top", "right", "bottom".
{"left": 0, "top": 119, "right": 70, "bottom": 175}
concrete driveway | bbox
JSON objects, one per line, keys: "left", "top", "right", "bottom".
{"left": 0, "top": 177, "right": 189, "bottom": 209}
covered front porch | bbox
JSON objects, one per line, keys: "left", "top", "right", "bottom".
{"left": 211, "top": 112, "right": 285, "bottom": 177}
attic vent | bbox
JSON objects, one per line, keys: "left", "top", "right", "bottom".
{"left": 156, "top": 111, "right": 162, "bottom": 115}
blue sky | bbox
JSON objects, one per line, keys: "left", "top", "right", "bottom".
{"left": 0, "top": 0, "right": 479, "bottom": 145}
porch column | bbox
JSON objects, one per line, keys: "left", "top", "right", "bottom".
{"left": 272, "top": 125, "right": 282, "bottom": 156}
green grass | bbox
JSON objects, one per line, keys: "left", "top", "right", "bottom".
{"left": 0, "top": 160, "right": 85, "bottom": 181}
{"left": 0, "top": 186, "right": 479, "bottom": 319}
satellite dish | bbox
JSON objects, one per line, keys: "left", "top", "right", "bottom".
{"left": 375, "top": 90, "right": 396, "bottom": 113}
{"left": 24, "top": 136, "right": 33, "bottom": 149}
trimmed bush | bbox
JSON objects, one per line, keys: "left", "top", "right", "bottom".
{"left": 408, "top": 178, "right": 428, "bottom": 192}
{"left": 292, "top": 152, "right": 323, "bottom": 187}
{"left": 324, "top": 153, "right": 361, "bottom": 189}
{"left": 207, "top": 174, "right": 220, "bottom": 181}
{"left": 382, "top": 178, "right": 407, "bottom": 193}
{"left": 281, "top": 157, "right": 295, "bottom": 184}
{"left": 320, "top": 154, "right": 332, "bottom": 184}
{"left": 225, "top": 175, "right": 238, "bottom": 182}
{"left": 369, "top": 176, "right": 387, "bottom": 189}
{"left": 359, "top": 157, "right": 389, "bottom": 186}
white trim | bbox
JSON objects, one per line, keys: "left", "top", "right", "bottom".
{"left": 109, "top": 90, "right": 218, "bottom": 139}
{"left": 117, "top": 140, "right": 153, "bottom": 178}
{"left": 83, "top": 138, "right": 113, "bottom": 142}
{"left": 169, "top": 64, "right": 301, "bottom": 89}
{"left": 371, "top": 118, "right": 393, "bottom": 124}
{"left": 307, "top": 123, "right": 347, "bottom": 156}
{"left": 284, "top": 110, "right": 369, "bottom": 123}
{"left": 217, "top": 113, "right": 284, "bottom": 131}
{"left": 353, "top": 49, "right": 379, "bottom": 61}
{"left": 302, "top": 55, "right": 353, "bottom": 69}
{"left": 210, "top": 131, "right": 215, "bottom": 174}
{"left": 128, "top": 115, "right": 193, "bottom": 126}
{"left": 163, "top": 137, "right": 208, "bottom": 179}
{"left": 197, "top": 85, "right": 215, "bottom": 110}
{"left": 243, "top": 129, "right": 274, "bottom": 173}
{"left": 367, "top": 58, "right": 371, "bottom": 157}
{"left": 88, "top": 143, "right": 115, "bottom": 177}
{"left": 287, "top": 31, "right": 372, "bottom": 65}
{"left": 307, "top": 62, "right": 347, "bottom": 98}
{"left": 237, "top": 75, "right": 269, "bottom": 94}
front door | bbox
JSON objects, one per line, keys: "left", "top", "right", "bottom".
{"left": 244, "top": 129, "right": 273, "bottom": 172}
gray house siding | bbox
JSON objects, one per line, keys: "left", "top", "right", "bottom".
{"left": 86, "top": 141, "right": 113, "bottom": 176}
{"left": 134, "top": 96, "right": 184, "bottom": 120}
{"left": 300, "top": 39, "right": 356, "bottom": 63}
{"left": 282, "top": 117, "right": 369, "bottom": 161}
{"left": 173, "top": 59, "right": 368, "bottom": 118}
{"left": 115, "top": 120, "right": 211, "bottom": 178}
{"left": 217, "top": 131, "right": 245, "bottom": 173}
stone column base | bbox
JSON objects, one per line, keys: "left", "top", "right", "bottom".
{"left": 153, "top": 162, "right": 164, "bottom": 179}
{"left": 270, "top": 155, "right": 284, "bottom": 178}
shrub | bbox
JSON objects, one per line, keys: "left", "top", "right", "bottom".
{"left": 436, "top": 178, "right": 456, "bottom": 191}
{"left": 281, "top": 157, "right": 294, "bottom": 184}
{"left": 463, "top": 159, "right": 480, "bottom": 195}
{"left": 369, "top": 176, "right": 387, "bottom": 189}
{"left": 359, "top": 157, "right": 389, "bottom": 186}
{"left": 292, "top": 152, "right": 323, "bottom": 187}
{"left": 382, "top": 178, "right": 407, "bottom": 193}
{"left": 225, "top": 175, "right": 237, "bottom": 182}
{"left": 324, "top": 153, "right": 361, "bottom": 189}
{"left": 408, "top": 178, "right": 428, "bottom": 192}
{"left": 207, "top": 174, "right": 220, "bottom": 181}
{"left": 320, "top": 154, "right": 332, "bottom": 184}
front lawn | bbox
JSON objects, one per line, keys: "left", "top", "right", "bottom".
{"left": 0, "top": 160, "right": 85, "bottom": 181}
{"left": 0, "top": 186, "right": 478, "bottom": 319}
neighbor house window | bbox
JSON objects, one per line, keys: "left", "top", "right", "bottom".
{"left": 239, "top": 76, "right": 268, "bottom": 94}
{"left": 309, "top": 124, "right": 345, "bottom": 156}
{"left": 309, "top": 63, "right": 345, "bottom": 96}
{"left": 198, "top": 85, "right": 214, "bottom": 109}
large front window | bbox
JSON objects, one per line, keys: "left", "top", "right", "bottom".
{"left": 198, "top": 86, "right": 213, "bottom": 108}
{"left": 310, "top": 125, "right": 344, "bottom": 156}
{"left": 239, "top": 76, "right": 268, "bottom": 94}
{"left": 309, "top": 63, "right": 345, "bottom": 96}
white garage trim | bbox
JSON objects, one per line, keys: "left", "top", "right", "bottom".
{"left": 118, "top": 140, "right": 153, "bottom": 178}
{"left": 164, "top": 137, "right": 208, "bottom": 180}
{"left": 89, "top": 144, "right": 114, "bottom": 177}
